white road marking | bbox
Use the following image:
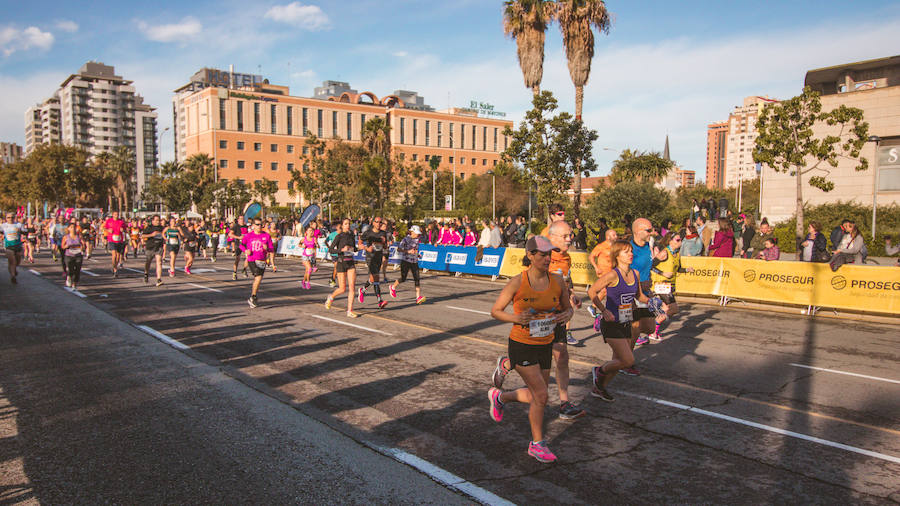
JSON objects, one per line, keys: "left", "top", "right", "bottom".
{"left": 80, "top": 269, "right": 99, "bottom": 277}
{"left": 136, "top": 325, "right": 189, "bottom": 350}
{"left": 373, "top": 446, "right": 513, "bottom": 506}
{"left": 309, "top": 314, "right": 393, "bottom": 335}
{"left": 124, "top": 267, "right": 143, "bottom": 274}
{"left": 65, "top": 287, "right": 87, "bottom": 298}
{"left": 188, "top": 268, "right": 216, "bottom": 273}
{"left": 446, "top": 305, "right": 491, "bottom": 316}
{"left": 308, "top": 281, "right": 330, "bottom": 287}
{"left": 789, "top": 363, "right": 900, "bottom": 385}
{"left": 186, "top": 282, "right": 223, "bottom": 293}
{"left": 28, "top": 269, "right": 41, "bottom": 275}
{"left": 625, "top": 392, "right": 900, "bottom": 465}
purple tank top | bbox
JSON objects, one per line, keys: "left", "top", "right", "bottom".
{"left": 605, "top": 268, "right": 638, "bottom": 322}
{"left": 65, "top": 235, "right": 83, "bottom": 256}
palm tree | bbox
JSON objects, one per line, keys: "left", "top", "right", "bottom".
{"left": 503, "top": 0, "right": 553, "bottom": 96}
{"left": 555, "top": 0, "right": 611, "bottom": 219}
{"left": 108, "top": 146, "right": 136, "bottom": 213}
{"left": 361, "top": 116, "right": 391, "bottom": 158}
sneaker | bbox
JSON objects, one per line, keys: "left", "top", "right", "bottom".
{"left": 66, "top": 276, "right": 72, "bottom": 287}
{"left": 389, "top": 285, "right": 397, "bottom": 298}
{"left": 304, "top": 281, "right": 311, "bottom": 290}
{"left": 378, "top": 300, "right": 388, "bottom": 309}
{"left": 492, "top": 356, "right": 510, "bottom": 388}
{"left": 346, "top": 311, "right": 359, "bottom": 318}
{"left": 527, "top": 441, "right": 557, "bottom": 463}
{"left": 113, "top": 270, "right": 118, "bottom": 279}
{"left": 590, "top": 386, "right": 614, "bottom": 402}
{"left": 155, "top": 279, "right": 163, "bottom": 287}
{"left": 169, "top": 269, "right": 175, "bottom": 278}
{"left": 491, "top": 274, "right": 498, "bottom": 281}
{"left": 185, "top": 267, "right": 191, "bottom": 275}
{"left": 248, "top": 296, "right": 258, "bottom": 308}
{"left": 311, "top": 266, "right": 318, "bottom": 273}
{"left": 558, "top": 401, "right": 585, "bottom": 420}
{"left": 634, "top": 335, "right": 650, "bottom": 347}
{"left": 593, "top": 315, "right": 603, "bottom": 332}
{"left": 415, "top": 296, "right": 427, "bottom": 305}
{"left": 143, "top": 274, "right": 148, "bottom": 284}
{"left": 10, "top": 276, "right": 16, "bottom": 284}
{"left": 592, "top": 366, "right": 605, "bottom": 390}
{"left": 587, "top": 305, "right": 598, "bottom": 318}
{"left": 328, "top": 279, "right": 336, "bottom": 287}
{"left": 232, "top": 272, "right": 237, "bottom": 281}
{"left": 454, "top": 272, "right": 462, "bottom": 278}
{"left": 648, "top": 332, "right": 662, "bottom": 342}
{"left": 488, "top": 387, "right": 504, "bottom": 422}
{"left": 325, "top": 296, "right": 333, "bottom": 310}
{"left": 621, "top": 367, "right": 641, "bottom": 376}
{"left": 566, "top": 331, "right": 578, "bottom": 345}
{"left": 272, "top": 266, "right": 277, "bottom": 272}
{"left": 357, "top": 287, "right": 365, "bottom": 303}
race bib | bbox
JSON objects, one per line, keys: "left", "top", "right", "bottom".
{"left": 4, "top": 233, "right": 16, "bottom": 241}
{"left": 188, "top": 241, "right": 197, "bottom": 247}
{"left": 653, "top": 282, "right": 672, "bottom": 295}
{"left": 68, "top": 248, "right": 82, "bottom": 255}
{"left": 528, "top": 317, "right": 556, "bottom": 338}
{"left": 254, "top": 260, "right": 267, "bottom": 269}
{"left": 618, "top": 304, "right": 633, "bottom": 323}
{"left": 168, "top": 238, "right": 178, "bottom": 245}
{"left": 111, "top": 234, "right": 121, "bottom": 242}
{"left": 374, "top": 244, "right": 383, "bottom": 251}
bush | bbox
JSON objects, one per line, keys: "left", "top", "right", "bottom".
{"left": 583, "top": 181, "right": 671, "bottom": 232}
{"left": 770, "top": 201, "right": 900, "bottom": 255}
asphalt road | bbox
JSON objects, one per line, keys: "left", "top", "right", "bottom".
{"left": 3, "top": 247, "right": 899, "bottom": 504}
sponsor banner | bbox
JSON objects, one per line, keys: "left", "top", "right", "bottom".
{"left": 499, "top": 248, "right": 598, "bottom": 285}
{"left": 678, "top": 257, "right": 900, "bottom": 314}
{"left": 417, "top": 244, "right": 446, "bottom": 271}
{"left": 443, "top": 246, "right": 472, "bottom": 273}
{"left": 465, "top": 247, "right": 505, "bottom": 276}
{"left": 388, "top": 244, "right": 402, "bottom": 264}
{"left": 277, "top": 236, "right": 303, "bottom": 256}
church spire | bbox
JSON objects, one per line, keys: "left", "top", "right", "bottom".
{"left": 663, "top": 134, "right": 670, "bottom": 161}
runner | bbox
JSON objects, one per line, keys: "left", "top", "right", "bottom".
{"left": 379, "top": 219, "right": 392, "bottom": 282}
{"left": 141, "top": 215, "right": 166, "bottom": 286}
{"left": 228, "top": 216, "right": 248, "bottom": 281}
{"left": 209, "top": 220, "right": 221, "bottom": 263}
{"left": 357, "top": 216, "right": 388, "bottom": 309}
{"left": 308, "top": 220, "right": 321, "bottom": 274}
{"left": 389, "top": 225, "right": 426, "bottom": 304}
{"left": 61, "top": 223, "right": 84, "bottom": 290}
{"left": 587, "top": 228, "right": 618, "bottom": 317}
{"left": 299, "top": 227, "right": 317, "bottom": 290}
{"left": 325, "top": 218, "right": 359, "bottom": 317}
{"left": 81, "top": 216, "right": 96, "bottom": 260}
{"left": 23, "top": 217, "right": 37, "bottom": 263}
{"left": 627, "top": 218, "right": 656, "bottom": 372}
{"left": 487, "top": 235, "right": 574, "bottom": 463}
{"left": 325, "top": 225, "right": 339, "bottom": 287}
{"left": 103, "top": 211, "right": 127, "bottom": 278}
{"left": 648, "top": 230, "right": 693, "bottom": 340}
{"left": 182, "top": 220, "right": 198, "bottom": 275}
{"left": 197, "top": 220, "right": 209, "bottom": 260}
{"left": 588, "top": 240, "right": 667, "bottom": 401}
{"left": 129, "top": 219, "right": 142, "bottom": 259}
{"left": 266, "top": 221, "right": 281, "bottom": 272}
{"left": 2, "top": 212, "right": 25, "bottom": 284}
{"left": 49, "top": 217, "right": 64, "bottom": 262}
{"left": 162, "top": 217, "right": 182, "bottom": 277}
{"left": 242, "top": 218, "right": 275, "bottom": 308}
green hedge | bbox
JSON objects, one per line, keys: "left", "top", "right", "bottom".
{"left": 770, "top": 201, "right": 900, "bottom": 255}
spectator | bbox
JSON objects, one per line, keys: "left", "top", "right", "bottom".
{"left": 447, "top": 224, "right": 463, "bottom": 246}
{"left": 748, "top": 219, "right": 773, "bottom": 259}
{"left": 691, "top": 199, "right": 700, "bottom": 221}
{"left": 588, "top": 217, "right": 608, "bottom": 245}
{"left": 830, "top": 223, "right": 864, "bottom": 270}
{"left": 885, "top": 235, "right": 900, "bottom": 266}
{"left": 758, "top": 237, "right": 780, "bottom": 261}
{"left": 681, "top": 225, "right": 703, "bottom": 257}
{"left": 695, "top": 216, "right": 713, "bottom": 255}
{"left": 463, "top": 224, "right": 477, "bottom": 246}
{"left": 425, "top": 222, "right": 438, "bottom": 245}
{"left": 477, "top": 220, "right": 492, "bottom": 248}
{"left": 504, "top": 216, "right": 518, "bottom": 247}
{"left": 489, "top": 220, "right": 503, "bottom": 248}
{"left": 830, "top": 219, "right": 851, "bottom": 250}
{"left": 659, "top": 218, "right": 673, "bottom": 238}
{"left": 799, "top": 221, "right": 828, "bottom": 262}
{"left": 514, "top": 216, "right": 528, "bottom": 247}
{"left": 573, "top": 217, "right": 587, "bottom": 250}
{"left": 708, "top": 218, "right": 735, "bottom": 257}
{"left": 739, "top": 214, "right": 756, "bottom": 258}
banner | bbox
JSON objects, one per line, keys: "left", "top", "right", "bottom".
{"left": 417, "top": 244, "right": 446, "bottom": 271}
{"left": 499, "top": 248, "right": 597, "bottom": 286}
{"left": 678, "top": 257, "right": 900, "bottom": 314}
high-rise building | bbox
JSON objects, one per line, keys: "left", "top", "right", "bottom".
{"left": 704, "top": 96, "right": 777, "bottom": 189}
{"left": 1, "top": 142, "right": 23, "bottom": 165}
{"left": 25, "top": 62, "right": 159, "bottom": 205}
{"left": 676, "top": 169, "right": 696, "bottom": 188}
{"left": 705, "top": 121, "right": 727, "bottom": 189}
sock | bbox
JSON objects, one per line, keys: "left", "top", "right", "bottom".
{"left": 374, "top": 282, "right": 382, "bottom": 300}
{"left": 364, "top": 281, "right": 371, "bottom": 290}
{"left": 654, "top": 324, "right": 660, "bottom": 335}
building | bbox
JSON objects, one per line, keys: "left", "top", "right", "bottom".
{"left": 760, "top": 55, "right": 900, "bottom": 224}
{"left": 654, "top": 135, "right": 694, "bottom": 191}
{"left": 26, "top": 62, "right": 159, "bottom": 206}
{"left": 566, "top": 176, "right": 609, "bottom": 199}
{"left": 174, "top": 72, "right": 514, "bottom": 207}
{"left": 676, "top": 169, "right": 695, "bottom": 188}
{"left": 705, "top": 121, "right": 728, "bottom": 189}
{"left": 1, "top": 142, "right": 23, "bottom": 165}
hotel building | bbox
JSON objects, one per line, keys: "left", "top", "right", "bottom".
{"left": 174, "top": 69, "right": 514, "bottom": 207}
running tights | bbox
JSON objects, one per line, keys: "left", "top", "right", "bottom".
{"left": 399, "top": 261, "right": 420, "bottom": 287}
{"left": 65, "top": 254, "right": 83, "bottom": 284}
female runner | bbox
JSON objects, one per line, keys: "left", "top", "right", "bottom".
{"left": 299, "top": 226, "right": 316, "bottom": 289}
{"left": 325, "top": 219, "right": 359, "bottom": 317}
{"left": 163, "top": 217, "right": 182, "bottom": 277}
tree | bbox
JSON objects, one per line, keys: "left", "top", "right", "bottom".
{"left": 753, "top": 86, "right": 869, "bottom": 239}
{"left": 609, "top": 149, "right": 674, "bottom": 184}
{"left": 218, "top": 179, "right": 251, "bottom": 217}
{"left": 390, "top": 159, "right": 424, "bottom": 224}
{"left": 252, "top": 178, "right": 279, "bottom": 208}
{"left": 583, "top": 180, "right": 671, "bottom": 228}
{"left": 502, "top": 91, "right": 598, "bottom": 215}
{"left": 503, "top": 0, "right": 553, "bottom": 96}
{"left": 109, "top": 146, "right": 136, "bottom": 212}
{"left": 554, "top": 0, "right": 611, "bottom": 219}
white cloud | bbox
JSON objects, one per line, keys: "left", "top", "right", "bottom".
{"left": 137, "top": 17, "right": 202, "bottom": 43}
{"left": 0, "top": 25, "right": 54, "bottom": 57}
{"left": 392, "top": 51, "right": 408, "bottom": 58}
{"left": 55, "top": 20, "right": 79, "bottom": 33}
{"left": 265, "top": 2, "right": 330, "bottom": 30}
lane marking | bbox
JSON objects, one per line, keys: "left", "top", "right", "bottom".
{"left": 623, "top": 392, "right": 900, "bottom": 465}
{"left": 309, "top": 314, "right": 393, "bottom": 335}
{"left": 308, "top": 281, "right": 330, "bottom": 287}
{"left": 789, "top": 363, "right": 900, "bottom": 385}
{"left": 136, "top": 325, "right": 189, "bottom": 350}
{"left": 124, "top": 267, "right": 143, "bottom": 274}
{"left": 186, "top": 282, "right": 224, "bottom": 293}
{"left": 65, "top": 287, "right": 87, "bottom": 298}
{"left": 446, "top": 305, "right": 491, "bottom": 316}
{"left": 80, "top": 269, "right": 99, "bottom": 277}
{"left": 374, "top": 445, "right": 514, "bottom": 506}
{"left": 28, "top": 269, "right": 41, "bottom": 276}
{"left": 187, "top": 268, "right": 216, "bottom": 273}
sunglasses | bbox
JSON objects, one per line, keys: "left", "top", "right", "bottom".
{"left": 554, "top": 212, "right": 565, "bottom": 217}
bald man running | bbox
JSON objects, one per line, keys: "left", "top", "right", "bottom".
{"left": 624, "top": 217, "right": 656, "bottom": 376}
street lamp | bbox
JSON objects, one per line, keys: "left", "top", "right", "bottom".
{"left": 486, "top": 170, "right": 495, "bottom": 221}
{"left": 868, "top": 135, "right": 882, "bottom": 240}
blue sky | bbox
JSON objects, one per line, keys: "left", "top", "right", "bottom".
{"left": 2, "top": 0, "right": 899, "bottom": 181}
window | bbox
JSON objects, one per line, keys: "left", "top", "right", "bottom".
{"left": 271, "top": 104, "right": 277, "bottom": 134}
{"left": 219, "top": 99, "right": 226, "bottom": 130}
{"left": 254, "top": 161, "right": 262, "bottom": 170}
{"left": 287, "top": 162, "right": 294, "bottom": 171}
{"left": 472, "top": 125, "right": 476, "bottom": 150}
{"left": 492, "top": 159, "right": 497, "bottom": 166}
{"left": 219, "top": 159, "right": 228, "bottom": 168}
{"left": 237, "top": 101, "right": 243, "bottom": 131}
{"left": 287, "top": 180, "right": 294, "bottom": 190}
{"left": 360, "top": 114, "right": 366, "bottom": 133}
{"left": 254, "top": 142, "right": 261, "bottom": 151}
{"left": 302, "top": 146, "right": 309, "bottom": 155}
{"left": 237, "top": 160, "right": 245, "bottom": 169}
{"left": 219, "top": 140, "right": 227, "bottom": 149}
{"left": 425, "top": 120, "right": 431, "bottom": 147}
{"left": 347, "top": 112, "right": 352, "bottom": 140}
{"left": 413, "top": 119, "right": 418, "bottom": 145}
{"left": 460, "top": 124, "right": 464, "bottom": 148}
{"left": 332, "top": 111, "right": 338, "bottom": 138}
{"left": 471, "top": 158, "right": 476, "bottom": 165}
{"left": 317, "top": 109, "right": 323, "bottom": 137}
{"left": 302, "top": 108, "right": 308, "bottom": 135}
{"left": 482, "top": 159, "right": 487, "bottom": 166}
{"left": 237, "top": 179, "right": 245, "bottom": 185}
{"left": 460, "top": 173, "right": 465, "bottom": 180}
{"left": 237, "top": 141, "right": 245, "bottom": 150}
{"left": 254, "top": 103, "right": 260, "bottom": 133}
{"left": 303, "top": 162, "right": 309, "bottom": 171}
{"left": 424, "top": 155, "right": 430, "bottom": 161}
{"left": 271, "top": 162, "right": 278, "bottom": 171}
{"left": 449, "top": 122, "right": 454, "bottom": 148}
{"left": 460, "top": 157, "right": 465, "bottom": 164}
{"left": 483, "top": 126, "right": 487, "bottom": 151}
{"left": 287, "top": 106, "right": 293, "bottom": 136}
{"left": 270, "top": 143, "right": 277, "bottom": 152}
{"left": 437, "top": 122, "right": 443, "bottom": 147}
{"left": 286, "top": 144, "right": 294, "bottom": 153}
{"left": 504, "top": 135, "right": 508, "bottom": 151}
{"left": 449, "top": 156, "right": 454, "bottom": 164}
{"left": 493, "top": 128, "right": 498, "bottom": 151}
{"left": 400, "top": 118, "right": 405, "bottom": 144}
{"left": 412, "top": 154, "right": 418, "bottom": 161}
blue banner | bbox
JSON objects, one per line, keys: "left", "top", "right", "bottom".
{"left": 417, "top": 244, "right": 446, "bottom": 271}
{"left": 465, "top": 247, "right": 505, "bottom": 276}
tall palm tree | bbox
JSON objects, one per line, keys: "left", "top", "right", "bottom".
{"left": 503, "top": 0, "right": 553, "bottom": 96}
{"left": 555, "top": 0, "right": 611, "bottom": 219}
{"left": 360, "top": 116, "right": 391, "bottom": 158}
{"left": 108, "top": 146, "right": 136, "bottom": 213}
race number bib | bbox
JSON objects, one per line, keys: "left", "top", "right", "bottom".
{"left": 168, "top": 238, "right": 178, "bottom": 245}
{"left": 618, "top": 304, "right": 633, "bottom": 323}
{"left": 374, "top": 243, "right": 383, "bottom": 252}
{"left": 4, "top": 233, "right": 16, "bottom": 241}
{"left": 653, "top": 282, "right": 672, "bottom": 295}
{"left": 111, "top": 234, "right": 121, "bottom": 242}
{"left": 68, "top": 248, "right": 82, "bottom": 255}
{"left": 528, "top": 317, "right": 556, "bottom": 338}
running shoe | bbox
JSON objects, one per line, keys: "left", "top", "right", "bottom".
{"left": 415, "top": 296, "right": 427, "bottom": 305}
{"left": 155, "top": 279, "right": 163, "bottom": 287}
{"left": 621, "top": 367, "right": 641, "bottom": 376}
{"left": 566, "top": 331, "right": 578, "bottom": 345}
{"left": 346, "top": 311, "right": 359, "bottom": 318}
{"left": 634, "top": 335, "right": 649, "bottom": 347}
{"left": 232, "top": 272, "right": 237, "bottom": 281}
{"left": 357, "top": 287, "right": 365, "bottom": 303}
{"left": 591, "top": 366, "right": 605, "bottom": 390}
{"left": 593, "top": 315, "right": 603, "bottom": 332}
{"left": 10, "top": 276, "right": 16, "bottom": 284}
{"left": 66, "top": 276, "right": 72, "bottom": 287}
{"left": 558, "top": 401, "right": 585, "bottom": 420}
{"left": 389, "top": 285, "right": 397, "bottom": 298}
{"left": 169, "top": 269, "right": 175, "bottom": 278}
{"left": 143, "top": 274, "right": 148, "bottom": 284}
{"left": 272, "top": 266, "right": 277, "bottom": 272}
{"left": 242, "top": 267, "right": 248, "bottom": 278}
{"left": 491, "top": 356, "right": 510, "bottom": 389}
{"left": 325, "top": 296, "right": 333, "bottom": 309}
{"left": 113, "top": 270, "right": 118, "bottom": 279}
{"left": 378, "top": 300, "right": 388, "bottom": 309}
{"left": 527, "top": 441, "right": 557, "bottom": 463}
{"left": 648, "top": 332, "right": 662, "bottom": 342}
{"left": 248, "top": 296, "right": 258, "bottom": 308}
{"left": 488, "top": 387, "right": 504, "bottom": 422}
{"left": 590, "top": 386, "right": 614, "bottom": 402}
{"left": 185, "top": 267, "right": 191, "bottom": 275}
{"left": 328, "top": 279, "right": 336, "bottom": 287}
{"left": 587, "top": 305, "right": 598, "bottom": 318}
{"left": 311, "top": 266, "right": 318, "bottom": 273}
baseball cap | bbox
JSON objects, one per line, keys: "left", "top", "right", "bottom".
{"left": 409, "top": 225, "right": 422, "bottom": 235}
{"left": 525, "top": 235, "right": 560, "bottom": 253}
{"left": 739, "top": 213, "right": 747, "bottom": 219}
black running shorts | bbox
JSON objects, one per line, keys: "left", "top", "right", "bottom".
{"left": 601, "top": 321, "right": 631, "bottom": 342}
{"left": 336, "top": 259, "right": 355, "bottom": 273}
{"left": 367, "top": 252, "right": 384, "bottom": 275}
{"left": 508, "top": 339, "right": 553, "bottom": 370}
{"left": 110, "top": 242, "right": 126, "bottom": 254}
{"left": 248, "top": 259, "right": 266, "bottom": 277}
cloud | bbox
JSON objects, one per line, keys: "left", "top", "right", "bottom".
{"left": 55, "top": 20, "right": 79, "bottom": 33}
{"left": 265, "top": 2, "right": 330, "bottom": 30}
{"left": 137, "top": 17, "right": 202, "bottom": 43}
{"left": 392, "top": 51, "right": 408, "bottom": 58}
{"left": 0, "top": 25, "right": 54, "bottom": 57}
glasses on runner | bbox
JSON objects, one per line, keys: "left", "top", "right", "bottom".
{"left": 554, "top": 212, "right": 565, "bottom": 217}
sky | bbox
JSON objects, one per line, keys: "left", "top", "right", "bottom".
{"left": 2, "top": 0, "right": 899, "bottom": 181}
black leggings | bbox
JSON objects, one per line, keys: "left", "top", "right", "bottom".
{"left": 65, "top": 254, "right": 83, "bottom": 284}
{"left": 399, "top": 261, "right": 420, "bottom": 287}
{"left": 210, "top": 236, "right": 219, "bottom": 259}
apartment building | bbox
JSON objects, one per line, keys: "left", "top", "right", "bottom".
{"left": 1, "top": 142, "right": 23, "bottom": 165}
{"left": 24, "top": 97, "right": 61, "bottom": 154}
{"left": 704, "top": 96, "right": 777, "bottom": 189}
{"left": 705, "top": 121, "right": 727, "bottom": 189}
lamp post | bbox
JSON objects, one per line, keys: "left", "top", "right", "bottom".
{"left": 486, "top": 170, "right": 495, "bottom": 221}
{"left": 868, "top": 135, "right": 882, "bottom": 240}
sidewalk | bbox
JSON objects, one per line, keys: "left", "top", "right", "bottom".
{"left": 0, "top": 268, "right": 470, "bottom": 504}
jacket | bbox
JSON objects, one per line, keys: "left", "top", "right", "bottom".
{"left": 708, "top": 229, "right": 735, "bottom": 258}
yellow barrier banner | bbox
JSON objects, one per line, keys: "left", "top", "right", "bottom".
{"left": 679, "top": 257, "right": 900, "bottom": 314}
{"left": 499, "top": 248, "right": 599, "bottom": 286}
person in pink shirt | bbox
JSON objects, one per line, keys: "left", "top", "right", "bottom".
{"left": 758, "top": 237, "right": 781, "bottom": 261}
{"left": 463, "top": 224, "right": 477, "bottom": 247}
{"left": 103, "top": 211, "right": 127, "bottom": 278}
{"left": 241, "top": 219, "right": 275, "bottom": 308}
{"left": 447, "top": 226, "right": 462, "bottom": 246}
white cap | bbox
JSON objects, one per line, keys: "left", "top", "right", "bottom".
{"left": 409, "top": 225, "right": 422, "bottom": 235}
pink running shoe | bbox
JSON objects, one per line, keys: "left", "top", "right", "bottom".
{"left": 305, "top": 281, "right": 311, "bottom": 290}
{"left": 415, "top": 296, "right": 427, "bottom": 305}
{"left": 311, "top": 266, "right": 318, "bottom": 273}
{"left": 169, "top": 269, "right": 175, "bottom": 278}
{"left": 527, "top": 441, "right": 557, "bottom": 463}
{"left": 357, "top": 287, "right": 365, "bottom": 303}
{"left": 488, "top": 388, "right": 504, "bottom": 422}
{"left": 185, "top": 267, "right": 191, "bottom": 275}
{"left": 378, "top": 300, "right": 388, "bottom": 309}
{"left": 389, "top": 284, "right": 397, "bottom": 298}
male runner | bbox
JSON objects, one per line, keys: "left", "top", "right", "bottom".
{"left": 80, "top": 216, "right": 95, "bottom": 259}
{"left": 587, "top": 228, "right": 618, "bottom": 317}
{"left": 228, "top": 216, "right": 248, "bottom": 280}
{"left": 625, "top": 217, "right": 656, "bottom": 375}
{"left": 357, "top": 216, "right": 389, "bottom": 309}
{"left": 242, "top": 218, "right": 274, "bottom": 308}
{"left": 141, "top": 215, "right": 166, "bottom": 286}
{"left": 2, "top": 212, "right": 25, "bottom": 284}
{"left": 103, "top": 211, "right": 127, "bottom": 278}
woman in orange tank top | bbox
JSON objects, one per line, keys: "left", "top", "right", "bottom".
{"left": 487, "top": 235, "right": 573, "bottom": 463}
